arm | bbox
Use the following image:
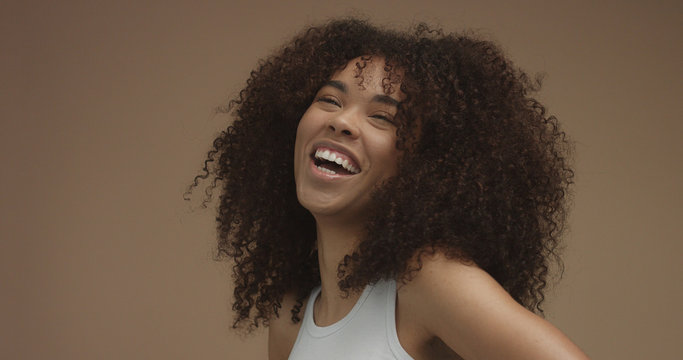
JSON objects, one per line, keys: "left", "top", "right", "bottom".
{"left": 401, "top": 253, "right": 590, "bottom": 360}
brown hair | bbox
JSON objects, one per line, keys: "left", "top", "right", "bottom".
{"left": 188, "top": 18, "right": 573, "bottom": 332}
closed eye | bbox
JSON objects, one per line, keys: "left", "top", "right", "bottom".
{"left": 316, "top": 96, "right": 341, "bottom": 107}
{"left": 371, "top": 114, "right": 396, "bottom": 125}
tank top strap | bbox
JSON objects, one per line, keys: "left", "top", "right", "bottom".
{"left": 384, "top": 279, "right": 415, "bottom": 360}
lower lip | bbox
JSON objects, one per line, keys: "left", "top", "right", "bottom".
{"left": 309, "top": 159, "right": 357, "bottom": 180}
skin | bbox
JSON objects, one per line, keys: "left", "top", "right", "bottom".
{"left": 293, "top": 57, "right": 403, "bottom": 227}
{"left": 292, "top": 57, "right": 403, "bottom": 322}
{"left": 270, "top": 57, "right": 590, "bottom": 360}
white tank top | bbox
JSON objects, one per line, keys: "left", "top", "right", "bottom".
{"left": 288, "top": 279, "right": 414, "bottom": 359}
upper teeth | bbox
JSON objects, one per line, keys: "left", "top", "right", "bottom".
{"left": 314, "top": 149, "right": 360, "bottom": 174}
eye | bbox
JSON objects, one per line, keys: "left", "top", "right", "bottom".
{"left": 316, "top": 96, "right": 341, "bottom": 107}
{"left": 370, "top": 113, "right": 396, "bottom": 126}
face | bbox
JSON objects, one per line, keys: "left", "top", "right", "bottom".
{"left": 293, "top": 57, "right": 404, "bottom": 223}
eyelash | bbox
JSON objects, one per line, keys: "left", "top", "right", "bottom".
{"left": 316, "top": 96, "right": 396, "bottom": 125}
{"left": 316, "top": 96, "right": 340, "bottom": 106}
{"left": 371, "top": 114, "right": 394, "bottom": 124}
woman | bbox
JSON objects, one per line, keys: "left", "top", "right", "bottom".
{"left": 190, "top": 18, "right": 589, "bottom": 359}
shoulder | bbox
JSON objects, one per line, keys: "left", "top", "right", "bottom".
{"left": 399, "top": 251, "right": 507, "bottom": 314}
{"left": 268, "top": 292, "right": 308, "bottom": 360}
{"left": 400, "top": 251, "right": 500, "bottom": 298}
{"left": 397, "top": 252, "right": 506, "bottom": 355}
{"left": 398, "top": 252, "right": 589, "bottom": 360}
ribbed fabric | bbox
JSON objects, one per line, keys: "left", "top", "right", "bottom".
{"left": 288, "top": 279, "right": 414, "bottom": 360}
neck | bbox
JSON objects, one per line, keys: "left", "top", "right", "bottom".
{"left": 312, "top": 215, "right": 364, "bottom": 326}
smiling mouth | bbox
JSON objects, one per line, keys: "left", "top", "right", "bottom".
{"left": 311, "top": 148, "right": 360, "bottom": 175}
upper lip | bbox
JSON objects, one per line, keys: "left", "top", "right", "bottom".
{"left": 310, "top": 141, "right": 362, "bottom": 171}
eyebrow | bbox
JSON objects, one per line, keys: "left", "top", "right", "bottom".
{"left": 372, "top": 94, "right": 400, "bottom": 107}
{"left": 322, "top": 80, "right": 400, "bottom": 107}
{"left": 324, "top": 80, "right": 347, "bottom": 93}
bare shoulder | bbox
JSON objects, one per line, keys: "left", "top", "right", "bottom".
{"left": 268, "top": 292, "right": 307, "bottom": 360}
{"left": 398, "top": 252, "right": 590, "bottom": 360}
{"left": 398, "top": 252, "right": 508, "bottom": 318}
{"left": 400, "top": 252, "right": 499, "bottom": 299}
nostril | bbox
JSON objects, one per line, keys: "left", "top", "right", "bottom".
{"left": 341, "top": 129, "right": 352, "bottom": 135}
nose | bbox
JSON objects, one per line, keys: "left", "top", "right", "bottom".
{"left": 328, "top": 109, "right": 360, "bottom": 139}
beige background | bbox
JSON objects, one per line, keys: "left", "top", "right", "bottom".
{"left": 1, "top": 1, "right": 681, "bottom": 359}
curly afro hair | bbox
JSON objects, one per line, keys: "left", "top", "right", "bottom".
{"left": 188, "top": 18, "right": 574, "bottom": 332}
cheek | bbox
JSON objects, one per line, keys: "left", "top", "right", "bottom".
{"left": 294, "top": 120, "right": 305, "bottom": 150}
{"left": 381, "top": 133, "right": 400, "bottom": 160}
{"left": 293, "top": 119, "right": 307, "bottom": 170}
{"left": 295, "top": 108, "right": 320, "bottom": 140}
{"left": 368, "top": 134, "right": 400, "bottom": 174}
{"left": 293, "top": 110, "right": 320, "bottom": 171}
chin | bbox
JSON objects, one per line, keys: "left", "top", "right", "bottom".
{"left": 296, "top": 190, "right": 365, "bottom": 220}
{"left": 297, "top": 192, "right": 339, "bottom": 216}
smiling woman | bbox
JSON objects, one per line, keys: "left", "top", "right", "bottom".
{"left": 188, "top": 18, "right": 589, "bottom": 359}
{"left": 294, "top": 57, "right": 403, "bottom": 222}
